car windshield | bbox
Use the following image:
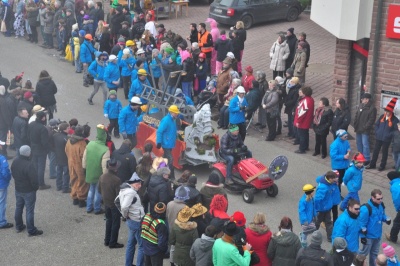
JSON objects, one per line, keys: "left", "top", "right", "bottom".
{"left": 215, "top": 0, "right": 235, "bottom": 7}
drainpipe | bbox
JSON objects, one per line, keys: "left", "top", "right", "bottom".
{"left": 370, "top": 0, "right": 383, "bottom": 99}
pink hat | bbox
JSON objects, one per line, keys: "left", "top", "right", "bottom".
{"left": 382, "top": 242, "right": 396, "bottom": 257}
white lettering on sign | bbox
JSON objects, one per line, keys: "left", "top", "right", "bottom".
{"left": 394, "top": 17, "right": 400, "bottom": 33}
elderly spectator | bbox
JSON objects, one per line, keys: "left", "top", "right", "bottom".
{"left": 294, "top": 87, "right": 314, "bottom": 154}
{"left": 331, "top": 98, "right": 351, "bottom": 140}
{"left": 312, "top": 97, "right": 333, "bottom": 159}
{"left": 262, "top": 80, "right": 280, "bottom": 141}
{"left": 269, "top": 34, "right": 290, "bottom": 79}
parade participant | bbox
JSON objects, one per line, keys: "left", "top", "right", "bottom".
{"left": 103, "top": 90, "right": 122, "bottom": 138}
{"left": 330, "top": 129, "right": 351, "bottom": 193}
{"left": 128, "top": 69, "right": 151, "bottom": 100}
{"left": 119, "top": 96, "right": 142, "bottom": 148}
{"left": 80, "top": 34, "right": 96, "bottom": 87}
{"left": 197, "top": 23, "right": 213, "bottom": 73}
{"left": 386, "top": 171, "right": 400, "bottom": 243}
{"left": 298, "top": 184, "right": 317, "bottom": 246}
{"left": 104, "top": 54, "right": 120, "bottom": 91}
{"left": 0, "top": 141, "right": 12, "bottom": 229}
{"left": 219, "top": 124, "right": 252, "bottom": 185}
{"left": 228, "top": 86, "right": 248, "bottom": 141}
{"left": 156, "top": 105, "right": 180, "bottom": 180}
{"left": 88, "top": 51, "right": 109, "bottom": 105}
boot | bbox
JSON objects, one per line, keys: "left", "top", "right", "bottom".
{"left": 27, "top": 34, "right": 32, "bottom": 41}
{"left": 78, "top": 200, "right": 86, "bottom": 208}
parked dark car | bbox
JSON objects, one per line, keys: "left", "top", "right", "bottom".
{"left": 209, "top": 0, "right": 303, "bottom": 29}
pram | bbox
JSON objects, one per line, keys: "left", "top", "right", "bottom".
{"left": 196, "top": 77, "right": 218, "bottom": 111}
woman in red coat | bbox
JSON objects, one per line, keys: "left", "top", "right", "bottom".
{"left": 242, "top": 65, "right": 255, "bottom": 93}
{"left": 294, "top": 86, "right": 314, "bottom": 154}
{"left": 245, "top": 212, "right": 273, "bottom": 266}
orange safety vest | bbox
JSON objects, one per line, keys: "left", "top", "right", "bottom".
{"left": 198, "top": 31, "right": 213, "bottom": 54}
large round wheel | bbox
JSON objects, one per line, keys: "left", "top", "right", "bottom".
{"left": 242, "top": 189, "right": 254, "bottom": 203}
{"left": 211, "top": 169, "right": 225, "bottom": 185}
{"left": 241, "top": 15, "right": 253, "bottom": 30}
{"left": 266, "top": 184, "right": 279, "bottom": 197}
{"left": 286, "top": 7, "right": 299, "bottom": 22}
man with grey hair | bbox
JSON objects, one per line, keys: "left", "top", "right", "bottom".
{"left": 11, "top": 146, "right": 43, "bottom": 236}
{"left": 146, "top": 166, "right": 173, "bottom": 213}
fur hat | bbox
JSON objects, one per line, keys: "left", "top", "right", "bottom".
{"left": 210, "top": 194, "right": 228, "bottom": 213}
{"left": 19, "top": 145, "right": 31, "bottom": 157}
{"left": 177, "top": 206, "right": 195, "bottom": 222}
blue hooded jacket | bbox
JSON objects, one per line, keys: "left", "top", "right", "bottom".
{"left": 104, "top": 61, "right": 120, "bottom": 89}
{"left": 343, "top": 164, "right": 363, "bottom": 192}
{"left": 157, "top": 113, "right": 177, "bottom": 149}
{"left": 314, "top": 175, "right": 336, "bottom": 212}
{"left": 150, "top": 55, "right": 162, "bottom": 78}
{"left": 88, "top": 59, "right": 107, "bottom": 81}
{"left": 118, "top": 105, "right": 139, "bottom": 135}
{"left": 332, "top": 209, "right": 361, "bottom": 253}
{"left": 104, "top": 97, "right": 122, "bottom": 119}
{"left": 358, "top": 199, "right": 387, "bottom": 239}
{"left": 128, "top": 78, "right": 151, "bottom": 100}
{"left": 330, "top": 136, "right": 351, "bottom": 170}
{"left": 375, "top": 114, "right": 399, "bottom": 142}
{"left": 390, "top": 178, "right": 400, "bottom": 212}
{"left": 298, "top": 194, "right": 317, "bottom": 225}
{"left": 119, "top": 56, "right": 136, "bottom": 77}
{"left": 316, "top": 175, "right": 341, "bottom": 206}
{"left": 80, "top": 40, "right": 95, "bottom": 63}
{"left": 229, "top": 96, "right": 248, "bottom": 124}
{"left": 0, "top": 154, "right": 11, "bottom": 189}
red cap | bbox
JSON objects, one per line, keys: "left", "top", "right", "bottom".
{"left": 24, "top": 91, "right": 33, "bottom": 99}
{"left": 245, "top": 65, "right": 253, "bottom": 73}
{"left": 231, "top": 211, "right": 246, "bottom": 227}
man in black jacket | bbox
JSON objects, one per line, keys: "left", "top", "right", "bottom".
{"left": 111, "top": 139, "right": 136, "bottom": 183}
{"left": 28, "top": 111, "right": 51, "bottom": 190}
{"left": 354, "top": 93, "right": 377, "bottom": 166}
{"left": 295, "top": 230, "right": 334, "bottom": 266}
{"left": 146, "top": 167, "right": 173, "bottom": 212}
{"left": 285, "top": 27, "right": 298, "bottom": 72}
{"left": 53, "top": 122, "right": 70, "bottom": 193}
{"left": 12, "top": 108, "right": 29, "bottom": 153}
{"left": 11, "top": 145, "right": 43, "bottom": 237}
{"left": 0, "top": 86, "right": 12, "bottom": 156}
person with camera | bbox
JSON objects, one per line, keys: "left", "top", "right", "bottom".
{"left": 219, "top": 124, "right": 252, "bottom": 185}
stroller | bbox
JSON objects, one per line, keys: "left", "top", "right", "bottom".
{"left": 196, "top": 77, "right": 218, "bottom": 110}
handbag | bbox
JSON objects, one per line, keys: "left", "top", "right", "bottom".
{"left": 6, "top": 130, "right": 14, "bottom": 146}
{"left": 1, "top": 21, "right": 7, "bottom": 33}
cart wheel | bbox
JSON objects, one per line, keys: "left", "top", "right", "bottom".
{"left": 242, "top": 189, "right": 254, "bottom": 203}
{"left": 211, "top": 169, "right": 225, "bottom": 185}
{"left": 266, "top": 184, "right": 279, "bottom": 197}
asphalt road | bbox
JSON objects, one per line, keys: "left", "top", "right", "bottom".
{"left": 0, "top": 12, "right": 398, "bottom": 266}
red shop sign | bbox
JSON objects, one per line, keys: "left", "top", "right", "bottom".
{"left": 387, "top": 4, "right": 400, "bottom": 39}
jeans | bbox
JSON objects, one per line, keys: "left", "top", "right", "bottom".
{"left": 287, "top": 112, "right": 295, "bottom": 137}
{"left": 125, "top": 219, "right": 144, "bottom": 266}
{"left": 75, "top": 57, "right": 82, "bottom": 73}
{"left": 55, "top": 28, "right": 62, "bottom": 50}
{"left": 32, "top": 154, "right": 47, "bottom": 186}
{"left": 122, "top": 76, "right": 131, "bottom": 100}
{"left": 220, "top": 151, "right": 252, "bottom": 181}
{"left": 218, "top": 106, "right": 229, "bottom": 128}
{"left": 182, "top": 81, "right": 193, "bottom": 98}
{"left": 315, "top": 134, "right": 328, "bottom": 156}
{"left": 390, "top": 211, "right": 400, "bottom": 242}
{"left": 0, "top": 188, "right": 8, "bottom": 227}
{"left": 393, "top": 152, "right": 400, "bottom": 171}
{"left": 108, "top": 118, "right": 120, "bottom": 137}
{"left": 87, "top": 183, "right": 102, "bottom": 213}
{"left": 25, "top": 19, "right": 32, "bottom": 35}
{"left": 315, "top": 210, "right": 332, "bottom": 241}
{"left": 89, "top": 81, "right": 108, "bottom": 103}
{"left": 356, "top": 133, "right": 371, "bottom": 161}
{"left": 370, "top": 140, "right": 391, "bottom": 168}
{"left": 359, "top": 238, "right": 381, "bottom": 266}
{"left": 15, "top": 190, "right": 37, "bottom": 234}
{"left": 48, "top": 151, "right": 57, "bottom": 178}
{"left": 105, "top": 206, "right": 121, "bottom": 246}
{"left": 297, "top": 128, "right": 309, "bottom": 152}
{"left": 163, "top": 148, "right": 175, "bottom": 180}
{"left": 40, "top": 25, "right": 46, "bottom": 44}
{"left": 83, "top": 63, "right": 89, "bottom": 85}
{"left": 340, "top": 191, "right": 359, "bottom": 211}
{"left": 56, "top": 165, "right": 70, "bottom": 192}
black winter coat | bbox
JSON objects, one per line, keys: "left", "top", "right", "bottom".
{"left": 354, "top": 101, "right": 377, "bottom": 134}
{"left": 284, "top": 85, "right": 300, "bottom": 114}
{"left": 286, "top": 34, "right": 298, "bottom": 65}
{"left": 189, "top": 29, "right": 198, "bottom": 44}
{"left": 331, "top": 108, "right": 351, "bottom": 135}
{"left": 53, "top": 131, "right": 69, "bottom": 166}
{"left": 17, "top": 99, "right": 34, "bottom": 116}
{"left": 181, "top": 58, "right": 195, "bottom": 83}
{"left": 111, "top": 13, "right": 125, "bottom": 36}
{"left": 220, "top": 131, "right": 244, "bottom": 155}
{"left": 36, "top": 76, "right": 57, "bottom": 107}
{"left": 5, "top": 94, "right": 19, "bottom": 122}
{"left": 184, "top": 185, "right": 201, "bottom": 207}
{"left": 12, "top": 116, "right": 29, "bottom": 149}
{"left": 0, "top": 95, "right": 12, "bottom": 130}
{"left": 215, "top": 39, "right": 233, "bottom": 62}
{"left": 332, "top": 249, "right": 354, "bottom": 266}
{"left": 162, "top": 62, "right": 182, "bottom": 87}
{"left": 11, "top": 156, "right": 39, "bottom": 193}
{"left": 111, "top": 143, "right": 137, "bottom": 183}
{"left": 313, "top": 108, "right": 333, "bottom": 136}
{"left": 295, "top": 245, "right": 334, "bottom": 266}
{"left": 147, "top": 174, "right": 173, "bottom": 211}
{"left": 28, "top": 120, "right": 49, "bottom": 155}
{"left": 231, "top": 37, "right": 242, "bottom": 62}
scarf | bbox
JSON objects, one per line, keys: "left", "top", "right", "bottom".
{"left": 381, "top": 112, "right": 393, "bottom": 127}
{"left": 238, "top": 95, "right": 244, "bottom": 104}
{"left": 313, "top": 107, "right": 324, "bottom": 125}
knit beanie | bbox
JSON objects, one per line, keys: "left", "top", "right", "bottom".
{"left": 207, "top": 173, "right": 220, "bottom": 185}
{"left": 310, "top": 230, "right": 322, "bottom": 246}
{"left": 175, "top": 186, "right": 190, "bottom": 201}
{"left": 232, "top": 211, "right": 246, "bottom": 227}
{"left": 382, "top": 242, "right": 396, "bottom": 258}
{"left": 188, "top": 175, "right": 197, "bottom": 186}
{"left": 154, "top": 202, "right": 166, "bottom": 214}
{"left": 336, "top": 129, "right": 348, "bottom": 137}
{"left": 333, "top": 237, "right": 347, "bottom": 250}
{"left": 24, "top": 91, "right": 33, "bottom": 99}
{"left": 19, "top": 145, "right": 31, "bottom": 157}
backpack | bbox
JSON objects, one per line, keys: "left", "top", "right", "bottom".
{"left": 362, "top": 202, "right": 385, "bottom": 216}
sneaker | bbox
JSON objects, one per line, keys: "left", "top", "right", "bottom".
{"left": 87, "top": 98, "right": 94, "bottom": 105}
{"left": 0, "top": 223, "right": 13, "bottom": 229}
{"left": 62, "top": 188, "right": 71, "bottom": 193}
{"left": 87, "top": 209, "right": 93, "bottom": 214}
{"left": 28, "top": 229, "right": 43, "bottom": 237}
{"left": 109, "top": 243, "right": 124, "bottom": 249}
{"left": 39, "top": 184, "right": 51, "bottom": 190}
{"left": 73, "top": 199, "right": 79, "bottom": 205}
{"left": 94, "top": 209, "right": 105, "bottom": 215}
{"left": 16, "top": 224, "right": 26, "bottom": 233}
{"left": 385, "top": 233, "right": 397, "bottom": 243}
{"left": 378, "top": 166, "right": 385, "bottom": 171}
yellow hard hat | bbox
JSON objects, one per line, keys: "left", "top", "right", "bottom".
{"left": 168, "top": 105, "right": 180, "bottom": 114}
{"left": 303, "top": 184, "right": 315, "bottom": 193}
{"left": 138, "top": 69, "right": 147, "bottom": 76}
{"left": 126, "top": 40, "right": 136, "bottom": 46}
{"left": 141, "top": 105, "right": 148, "bottom": 112}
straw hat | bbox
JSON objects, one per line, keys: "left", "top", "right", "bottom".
{"left": 177, "top": 206, "right": 195, "bottom": 223}
{"left": 191, "top": 203, "right": 207, "bottom": 218}
{"left": 152, "top": 157, "right": 168, "bottom": 171}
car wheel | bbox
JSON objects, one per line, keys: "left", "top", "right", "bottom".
{"left": 266, "top": 184, "right": 279, "bottom": 197}
{"left": 242, "top": 188, "right": 254, "bottom": 203}
{"left": 286, "top": 7, "right": 299, "bottom": 22}
{"left": 241, "top": 15, "right": 253, "bottom": 30}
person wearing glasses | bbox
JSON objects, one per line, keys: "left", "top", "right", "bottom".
{"left": 358, "top": 189, "right": 391, "bottom": 266}
{"left": 332, "top": 199, "right": 362, "bottom": 253}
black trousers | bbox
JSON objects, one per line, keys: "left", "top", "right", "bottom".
{"left": 108, "top": 118, "right": 119, "bottom": 137}
{"left": 315, "top": 210, "right": 333, "bottom": 241}
{"left": 266, "top": 113, "right": 277, "bottom": 140}
{"left": 144, "top": 253, "right": 164, "bottom": 266}
{"left": 337, "top": 169, "right": 346, "bottom": 193}
{"left": 297, "top": 128, "right": 309, "bottom": 152}
{"left": 237, "top": 122, "right": 246, "bottom": 142}
{"left": 30, "top": 25, "right": 38, "bottom": 43}
{"left": 315, "top": 133, "right": 328, "bottom": 156}
{"left": 331, "top": 205, "right": 338, "bottom": 223}
{"left": 390, "top": 211, "right": 400, "bottom": 242}
{"left": 104, "top": 206, "right": 121, "bottom": 246}
{"left": 370, "top": 140, "right": 391, "bottom": 168}
{"left": 122, "top": 76, "right": 131, "bottom": 100}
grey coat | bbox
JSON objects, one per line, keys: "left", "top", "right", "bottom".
{"left": 269, "top": 40, "right": 290, "bottom": 72}
{"left": 262, "top": 88, "right": 279, "bottom": 114}
{"left": 190, "top": 234, "right": 215, "bottom": 266}
{"left": 43, "top": 11, "right": 54, "bottom": 34}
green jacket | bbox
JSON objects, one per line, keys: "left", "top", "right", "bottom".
{"left": 267, "top": 230, "right": 302, "bottom": 266}
{"left": 83, "top": 126, "right": 110, "bottom": 184}
{"left": 212, "top": 236, "right": 251, "bottom": 266}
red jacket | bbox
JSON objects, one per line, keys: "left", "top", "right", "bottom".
{"left": 294, "top": 95, "right": 314, "bottom": 129}
{"left": 242, "top": 74, "right": 254, "bottom": 93}
{"left": 245, "top": 225, "right": 272, "bottom": 266}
